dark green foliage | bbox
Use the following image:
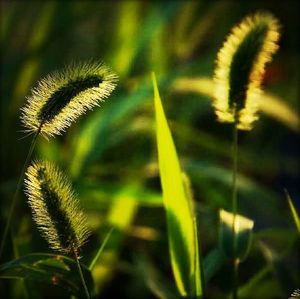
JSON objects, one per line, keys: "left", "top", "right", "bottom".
{"left": 0, "top": 253, "right": 94, "bottom": 298}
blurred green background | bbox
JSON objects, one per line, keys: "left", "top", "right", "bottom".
{"left": 1, "top": 1, "right": 299, "bottom": 298}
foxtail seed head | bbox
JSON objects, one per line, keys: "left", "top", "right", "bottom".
{"left": 21, "top": 62, "right": 118, "bottom": 138}
{"left": 289, "top": 290, "right": 300, "bottom": 299}
{"left": 213, "top": 12, "right": 280, "bottom": 130}
{"left": 24, "top": 161, "right": 90, "bottom": 254}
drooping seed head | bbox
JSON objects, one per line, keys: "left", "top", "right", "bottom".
{"left": 21, "top": 61, "right": 118, "bottom": 137}
{"left": 24, "top": 160, "right": 90, "bottom": 254}
{"left": 289, "top": 289, "right": 300, "bottom": 299}
{"left": 213, "top": 12, "right": 280, "bottom": 130}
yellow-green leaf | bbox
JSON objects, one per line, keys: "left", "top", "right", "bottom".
{"left": 285, "top": 189, "right": 300, "bottom": 235}
{"left": 152, "top": 72, "right": 203, "bottom": 298}
{"left": 219, "top": 209, "right": 254, "bottom": 262}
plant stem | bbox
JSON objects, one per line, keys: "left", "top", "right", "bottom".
{"left": 89, "top": 227, "right": 114, "bottom": 271}
{"left": 232, "top": 119, "right": 238, "bottom": 223}
{"left": 232, "top": 259, "right": 239, "bottom": 299}
{"left": 231, "top": 118, "right": 238, "bottom": 299}
{"left": 72, "top": 248, "right": 91, "bottom": 299}
{"left": 0, "top": 128, "right": 40, "bottom": 258}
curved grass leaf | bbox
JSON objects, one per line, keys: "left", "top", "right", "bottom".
{"left": 0, "top": 253, "right": 93, "bottom": 298}
{"left": 91, "top": 199, "right": 138, "bottom": 292}
{"left": 219, "top": 209, "right": 254, "bottom": 262}
{"left": 285, "top": 189, "right": 300, "bottom": 235}
{"left": 236, "top": 265, "right": 273, "bottom": 298}
{"left": 135, "top": 256, "right": 181, "bottom": 299}
{"left": 203, "top": 248, "right": 225, "bottom": 283}
{"left": 152, "top": 73, "right": 204, "bottom": 298}
{"left": 89, "top": 227, "right": 114, "bottom": 271}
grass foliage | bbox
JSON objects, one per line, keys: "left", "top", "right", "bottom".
{"left": 0, "top": 1, "right": 299, "bottom": 299}
{"left": 153, "top": 73, "right": 203, "bottom": 297}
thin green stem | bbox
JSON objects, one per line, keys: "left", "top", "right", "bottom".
{"left": 232, "top": 119, "right": 238, "bottom": 219}
{"left": 89, "top": 227, "right": 114, "bottom": 271}
{"left": 72, "top": 248, "right": 91, "bottom": 299}
{"left": 231, "top": 115, "right": 238, "bottom": 299}
{"left": 0, "top": 128, "right": 40, "bottom": 258}
{"left": 232, "top": 259, "right": 239, "bottom": 299}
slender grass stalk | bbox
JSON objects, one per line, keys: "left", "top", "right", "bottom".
{"left": 232, "top": 117, "right": 238, "bottom": 219}
{"left": 0, "top": 127, "right": 41, "bottom": 258}
{"left": 212, "top": 12, "right": 281, "bottom": 299}
{"left": 232, "top": 258, "right": 239, "bottom": 299}
{"left": 72, "top": 247, "right": 91, "bottom": 299}
{"left": 232, "top": 115, "right": 239, "bottom": 299}
{"left": 89, "top": 227, "right": 114, "bottom": 271}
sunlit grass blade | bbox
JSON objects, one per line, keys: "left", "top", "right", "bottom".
{"left": 284, "top": 189, "right": 300, "bottom": 235}
{"left": 152, "top": 72, "right": 204, "bottom": 298}
{"left": 219, "top": 209, "right": 254, "bottom": 262}
{"left": 89, "top": 227, "right": 114, "bottom": 271}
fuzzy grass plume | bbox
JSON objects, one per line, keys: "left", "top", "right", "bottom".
{"left": 213, "top": 12, "right": 280, "bottom": 130}
{"left": 21, "top": 61, "right": 118, "bottom": 138}
{"left": 24, "top": 160, "right": 90, "bottom": 254}
{"left": 290, "top": 290, "right": 300, "bottom": 299}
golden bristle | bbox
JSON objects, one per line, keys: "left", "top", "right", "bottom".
{"left": 21, "top": 61, "right": 118, "bottom": 138}
{"left": 213, "top": 12, "right": 280, "bottom": 130}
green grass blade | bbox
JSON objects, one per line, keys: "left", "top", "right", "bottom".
{"left": 203, "top": 248, "right": 225, "bottom": 283}
{"left": 152, "top": 72, "right": 204, "bottom": 298}
{"left": 219, "top": 209, "right": 254, "bottom": 262}
{"left": 285, "top": 189, "right": 300, "bottom": 235}
{"left": 89, "top": 227, "right": 114, "bottom": 271}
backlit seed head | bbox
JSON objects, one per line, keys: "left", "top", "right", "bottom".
{"left": 289, "top": 290, "right": 300, "bottom": 299}
{"left": 213, "top": 12, "right": 280, "bottom": 130}
{"left": 24, "top": 160, "right": 90, "bottom": 254}
{"left": 21, "top": 61, "right": 118, "bottom": 138}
